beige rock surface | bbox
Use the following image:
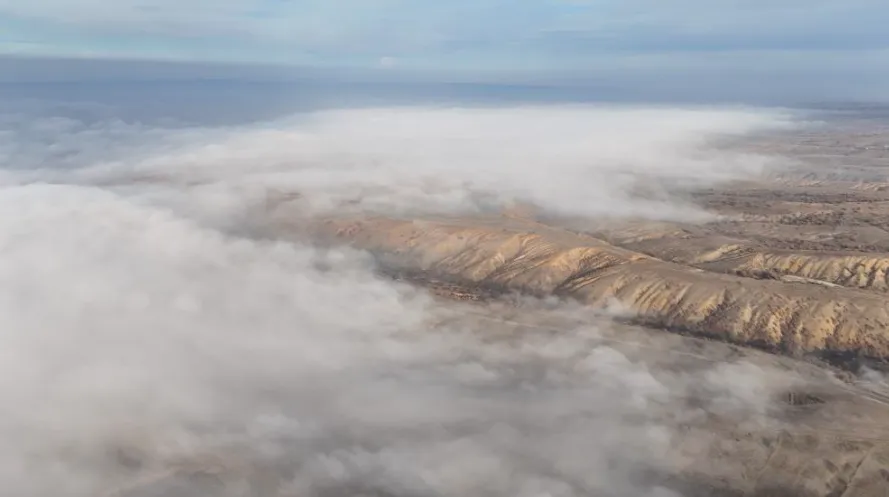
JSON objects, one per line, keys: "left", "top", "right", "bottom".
{"left": 309, "top": 215, "right": 889, "bottom": 364}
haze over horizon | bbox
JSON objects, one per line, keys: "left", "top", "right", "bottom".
{"left": 2, "top": 0, "right": 889, "bottom": 103}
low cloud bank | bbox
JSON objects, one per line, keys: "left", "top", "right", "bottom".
{"left": 5, "top": 105, "right": 796, "bottom": 224}
{"left": 0, "top": 104, "right": 801, "bottom": 496}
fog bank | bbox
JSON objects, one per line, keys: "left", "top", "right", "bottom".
{"left": 0, "top": 103, "right": 802, "bottom": 496}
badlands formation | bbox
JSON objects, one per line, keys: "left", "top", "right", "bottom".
{"left": 304, "top": 120, "right": 889, "bottom": 370}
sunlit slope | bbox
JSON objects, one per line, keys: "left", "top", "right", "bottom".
{"left": 315, "top": 216, "right": 889, "bottom": 360}
{"left": 590, "top": 224, "right": 889, "bottom": 292}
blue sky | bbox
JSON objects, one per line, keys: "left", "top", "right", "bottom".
{"left": 2, "top": 0, "right": 888, "bottom": 70}
{"left": 2, "top": 0, "right": 889, "bottom": 101}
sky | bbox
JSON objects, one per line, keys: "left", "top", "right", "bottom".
{"left": 1, "top": 1, "right": 889, "bottom": 102}
{"left": 2, "top": 1, "right": 888, "bottom": 70}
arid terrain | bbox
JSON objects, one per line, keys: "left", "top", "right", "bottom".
{"left": 290, "top": 116, "right": 889, "bottom": 368}
{"left": 212, "top": 114, "right": 889, "bottom": 497}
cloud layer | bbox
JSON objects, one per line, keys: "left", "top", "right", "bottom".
{"left": 2, "top": 0, "right": 888, "bottom": 73}
{"left": 8, "top": 105, "right": 796, "bottom": 223}
{"left": 3, "top": 0, "right": 888, "bottom": 50}
{"left": 0, "top": 103, "right": 803, "bottom": 496}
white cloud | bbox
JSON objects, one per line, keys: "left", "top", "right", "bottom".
{"left": 0, "top": 103, "right": 802, "bottom": 495}
{"left": 10, "top": 105, "right": 795, "bottom": 223}
{"left": 2, "top": 0, "right": 887, "bottom": 59}
{"left": 0, "top": 0, "right": 438, "bottom": 51}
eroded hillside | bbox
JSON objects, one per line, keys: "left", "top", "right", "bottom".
{"left": 304, "top": 214, "right": 889, "bottom": 366}
{"left": 260, "top": 119, "right": 889, "bottom": 369}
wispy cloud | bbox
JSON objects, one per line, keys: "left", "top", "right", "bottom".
{"left": 1, "top": 0, "right": 887, "bottom": 69}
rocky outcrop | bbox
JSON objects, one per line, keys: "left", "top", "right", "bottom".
{"left": 312, "top": 216, "right": 889, "bottom": 362}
